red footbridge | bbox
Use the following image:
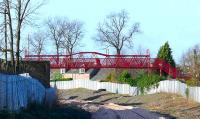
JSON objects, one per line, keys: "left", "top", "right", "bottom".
{"left": 24, "top": 52, "right": 177, "bottom": 78}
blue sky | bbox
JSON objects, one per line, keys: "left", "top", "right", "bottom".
{"left": 37, "top": 0, "right": 200, "bottom": 63}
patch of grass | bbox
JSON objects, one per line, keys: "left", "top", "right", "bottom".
{"left": 0, "top": 103, "right": 91, "bottom": 119}
{"left": 105, "top": 71, "right": 118, "bottom": 83}
{"left": 186, "top": 79, "right": 200, "bottom": 87}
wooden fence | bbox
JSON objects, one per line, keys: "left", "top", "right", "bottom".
{"left": 51, "top": 79, "right": 200, "bottom": 103}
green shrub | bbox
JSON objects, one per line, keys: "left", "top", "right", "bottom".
{"left": 51, "top": 71, "right": 73, "bottom": 81}
{"left": 186, "top": 79, "right": 199, "bottom": 87}
{"left": 62, "top": 78, "right": 73, "bottom": 81}
{"left": 53, "top": 71, "right": 63, "bottom": 80}
{"left": 102, "top": 70, "right": 162, "bottom": 89}
{"left": 99, "top": 80, "right": 109, "bottom": 82}
{"left": 160, "top": 76, "right": 167, "bottom": 81}
{"left": 136, "top": 72, "right": 161, "bottom": 94}
{"left": 119, "top": 70, "right": 131, "bottom": 82}
{"left": 51, "top": 78, "right": 73, "bottom": 82}
{"left": 118, "top": 70, "right": 136, "bottom": 86}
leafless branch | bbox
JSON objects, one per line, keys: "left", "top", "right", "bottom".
{"left": 46, "top": 17, "right": 65, "bottom": 55}
{"left": 61, "top": 20, "right": 84, "bottom": 55}
{"left": 29, "top": 31, "right": 46, "bottom": 55}
{"left": 95, "top": 10, "right": 140, "bottom": 55}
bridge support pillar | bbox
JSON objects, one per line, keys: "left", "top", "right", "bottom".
{"left": 160, "top": 68, "right": 162, "bottom": 77}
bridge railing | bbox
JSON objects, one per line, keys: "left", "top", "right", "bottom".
{"left": 152, "top": 58, "right": 177, "bottom": 78}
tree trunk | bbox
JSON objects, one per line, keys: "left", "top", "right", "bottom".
{"left": 56, "top": 45, "right": 59, "bottom": 64}
{"left": 116, "top": 49, "right": 121, "bottom": 55}
{"left": 16, "top": 26, "right": 21, "bottom": 73}
{"left": 16, "top": 0, "right": 22, "bottom": 73}
{"left": 4, "top": 8, "right": 8, "bottom": 69}
{"left": 69, "top": 47, "right": 73, "bottom": 59}
{"left": 6, "top": 0, "right": 15, "bottom": 72}
{"left": 115, "top": 48, "right": 122, "bottom": 79}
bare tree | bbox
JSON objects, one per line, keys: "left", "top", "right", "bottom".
{"left": 15, "top": 0, "right": 45, "bottom": 72}
{"left": 0, "top": 2, "right": 8, "bottom": 65}
{"left": 46, "top": 18, "right": 64, "bottom": 56}
{"left": 61, "top": 20, "right": 84, "bottom": 56}
{"left": 0, "top": 0, "right": 45, "bottom": 72}
{"left": 95, "top": 10, "right": 140, "bottom": 55}
{"left": 3, "top": 0, "right": 15, "bottom": 69}
{"left": 0, "top": 0, "right": 10, "bottom": 69}
{"left": 180, "top": 44, "right": 200, "bottom": 80}
{"left": 29, "top": 31, "right": 46, "bottom": 55}
{"left": 135, "top": 45, "right": 147, "bottom": 55}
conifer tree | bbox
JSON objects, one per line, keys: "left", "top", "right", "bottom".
{"left": 157, "top": 41, "right": 176, "bottom": 67}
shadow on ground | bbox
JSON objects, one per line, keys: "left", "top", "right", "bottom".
{"left": 84, "top": 93, "right": 113, "bottom": 101}
{"left": 92, "top": 107, "right": 176, "bottom": 119}
{"left": 151, "top": 111, "right": 177, "bottom": 119}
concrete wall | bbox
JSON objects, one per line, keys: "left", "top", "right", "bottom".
{"left": 63, "top": 73, "right": 90, "bottom": 80}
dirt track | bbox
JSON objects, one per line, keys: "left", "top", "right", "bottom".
{"left": 58, "top": 88, "right": 200, "bottom": 119}
{"left": 60, "top": 99, "right": 171, "bottom": 119}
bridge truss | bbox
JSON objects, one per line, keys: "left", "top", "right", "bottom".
{"left": 24, "top": 52, "right": 177, "bottom": 78}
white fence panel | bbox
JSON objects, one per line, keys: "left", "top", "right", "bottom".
{"left": 188, "top": 86, "right": 200, "bottom": 102}
{"left": 179, "top": 82, "right": 186, "bottom": 97}
{"left": 147, "top": 87, "right": 159, "bottom": 94}
{"left": 51, "top": 79, "right": 200, "bottom": 103}
{"left": 189, "top": 87, "right": 195, "bottom": 101}
{"left": 111, "top": 83, "right": 119, "bottom": 93}
{"left": 196, "top": 87, "right": 200, "bottom": 102}
{"left": 129, "top": 87, "right": 137, "bottom": 96}
{"left": 0, "top": 73, "right": 47, "bottom": 111}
